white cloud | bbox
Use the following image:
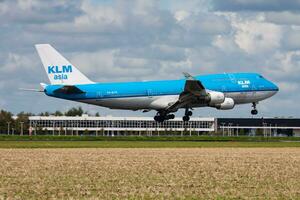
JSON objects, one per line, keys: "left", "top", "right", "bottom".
{"left": 70, "top": 50, "right": 155, "bottom": 82}
{"left": 262, "top": 51, "right": 300, "bottom": 98}
{"left": 180, "top": 13, "right": 231, "bottom": 35}
{"left": 282, "top": 29, "right": 300, "bottom": 50}
{"left": 213, "top": 35, "right": 238, "bottom": 53}
{"left": 273, "top": 51, "right": 300, "bottom": 75}
{"left": 231, "top": 16, "right": 282, "bottom": 54}
{"left": 44, "top": 4, "right": 124, "bottom": 33}
{"left": 74, "top": 1, "right": 124, "bottom": 31}
{"left": 174, "top": 10, "right": 190, "bottom": 21}
{"left": 0, "top": 53, "right": 38, "bottom": 73}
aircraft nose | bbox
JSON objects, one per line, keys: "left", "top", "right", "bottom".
{"left": 268, "top": 80, "right": 279, "bottom": 94}
{"left": 273, "top": 82, "right": 279, "bottom": 92}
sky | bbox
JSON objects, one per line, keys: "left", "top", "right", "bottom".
{"left": 0, "top": 0, "right": 299, "bottom": 118}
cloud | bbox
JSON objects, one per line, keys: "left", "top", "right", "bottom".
{"left": 281, "top": 29, "right": 300, "bottom": 50}
{"left": 211, "top": 0, "right": 300, "bottom": 12}
{"left": 265, "top": 51, "right": 300, "bottom": 80}
{"left": 70, "top": 49, "right": 157, "bottom": 82}
{"left": 232, "top": 17, "right": 282, "bottom": 54}
{"left": 0, "top": 0, "right": 83, "bottom": 24}
{"left": 44, "top": 1, "right": 124, "bottom": 33}
{"left": 264, "top": 11, "right": 300, "bottom": 25}
{"left": 174, "top": 10, "right": 190, "bottom": 21}
{"left": 0, "top": 0, "right": 299, "bottom": 117}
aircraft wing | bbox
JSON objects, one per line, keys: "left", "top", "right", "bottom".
{"left": 53, "top": 85, "right": 85, "bottom": 94}
{"left": 166, "top": 73, "right": 207, "bottom": 112}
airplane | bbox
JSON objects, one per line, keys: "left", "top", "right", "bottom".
{"left": 34, "top": 44, "right": 279, "bottom": 122}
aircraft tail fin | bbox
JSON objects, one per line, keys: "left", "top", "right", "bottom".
{"left": 35, "top": 44, "right": 93, "bottom": 85}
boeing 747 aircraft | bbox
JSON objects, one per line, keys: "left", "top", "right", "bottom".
{"left": 34, "top": 44, "right": 279, "bottom": 122}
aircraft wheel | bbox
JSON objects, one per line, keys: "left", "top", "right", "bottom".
{"left": 154, "top": 115, "right": 165, "bottom": 123}
{"left": 251, "top": 109, "right": 258, "bottom": 115}
{"left": 183, "top": 116, "right": 190, "bottom": 122}
{"left": 154, "top": 115, "right": 160, "bottom": 121}
{"left": 167, "top": 114, "right": 175, "bottom": 120}
{"left": 187, "top": 111, "right": 193, "bottom": 116}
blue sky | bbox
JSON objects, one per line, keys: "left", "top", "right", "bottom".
{"left": 0, "top": 0, "right": 299, "bottom": 118}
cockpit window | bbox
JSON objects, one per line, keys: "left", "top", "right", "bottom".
{"left": 258, "top": 75, "right": 264, "bottom": 79}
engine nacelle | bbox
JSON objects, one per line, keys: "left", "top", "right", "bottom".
{"left": 207, "top": 91, "right": 225, "bottom": 105}
{"left": 215, "top": 98, "right": 235, "bottom": 110}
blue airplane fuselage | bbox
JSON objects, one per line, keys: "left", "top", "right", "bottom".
{"left": 44, "top": 72, "right": 278, "bottom": 111}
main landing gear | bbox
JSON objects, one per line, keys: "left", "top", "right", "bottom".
{"left": 183, "top": 108, "right": 193, "bottom": 122}
{"left": 251, "top": 102, "right": 258, "bottom": 115}
{"left": 154, "top": 108, "right": 193, "bottom": 123}
{"left": 154, "top": 111, "right": 175, "bottom": 123}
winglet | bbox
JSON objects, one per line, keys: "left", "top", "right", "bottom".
{"left": 183, "top": 72, "right": 195, "bottom": 80}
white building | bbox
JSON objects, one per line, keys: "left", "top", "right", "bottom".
{"left": 29, "top": 115, "right": 216, "bottom": 136}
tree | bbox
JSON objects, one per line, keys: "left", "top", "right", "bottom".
{"left": 15, "top": 112, "right": 33, "bottom": 135}
{"left": 95, "top": 112, "right": 100, "bottom": 117}
{"left": 256, "top": 128, "right": 263, "bottom": 136}
{"left": 53, "top": 111, "right": 63, "bottom": 116}
{"left": 239, "top": 129, "right": 245, "bottom": 135}
{"left": 83, "top": 129, "right": 89, "bottom": 135}
{"left": 39, "top": 112, "right": 50, "bottom": 116}
{"left": 0, "top": 110, "right": 13, "bottom": 134}
{"left": 65, "top": 107, "right": 84, "bottom": 116}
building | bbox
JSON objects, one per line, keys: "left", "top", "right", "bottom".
{"left": 29, "top": 115, "right": 216, "bottom": 136}
{"left": 217, "top": 118, "right": 300, "bottom": 136}
{"left": 26, "top": 115, "right": 300, "bottom": 137}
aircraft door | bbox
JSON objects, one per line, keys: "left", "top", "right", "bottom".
{"left": 147, "top": 89, "right": 153, "bottom": 98}
{"left": 221, "top": 85, "right": 226, "bottom": 92}
{"left": 97, "top": 91, "right": 103, "bottom": 98}
{"left": 228, "top": 73, "right": 236, "bottom": 83}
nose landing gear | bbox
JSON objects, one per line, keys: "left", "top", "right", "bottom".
{"left": 251, "top": 102, "right": 258, "bottom": 115}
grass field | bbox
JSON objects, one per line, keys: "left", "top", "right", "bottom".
{"left": 1, "top": 135, "right": 300, "bottom": 148}
{"left": 1, "top": 148, "right": 300, "bottom": 199}
{"left": 1, "top": 140, "right": 300, "bottom": 148}
{"left": 1, "top": 135, "right": 300, "bottom": 142}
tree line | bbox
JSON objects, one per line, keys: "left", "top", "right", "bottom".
{"left": 0, "top": 107, "right": 99, "bottom": 134}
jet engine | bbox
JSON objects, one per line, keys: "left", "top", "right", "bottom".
{"left": 215, "top": 97, "right": 235, "bottom": 110}
{"left": 207, "top": 91, "right": 225, "bottom": 105}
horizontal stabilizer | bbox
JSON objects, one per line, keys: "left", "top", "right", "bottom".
{"left": 19, "top": 88, "right": 44, "bottom": 92}
{"left": 53, "top": 85, "right": 85, "bottom": 94}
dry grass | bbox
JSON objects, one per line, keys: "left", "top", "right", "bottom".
{"left": 0, "top": 148, "right": 300, "bottom": 199}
